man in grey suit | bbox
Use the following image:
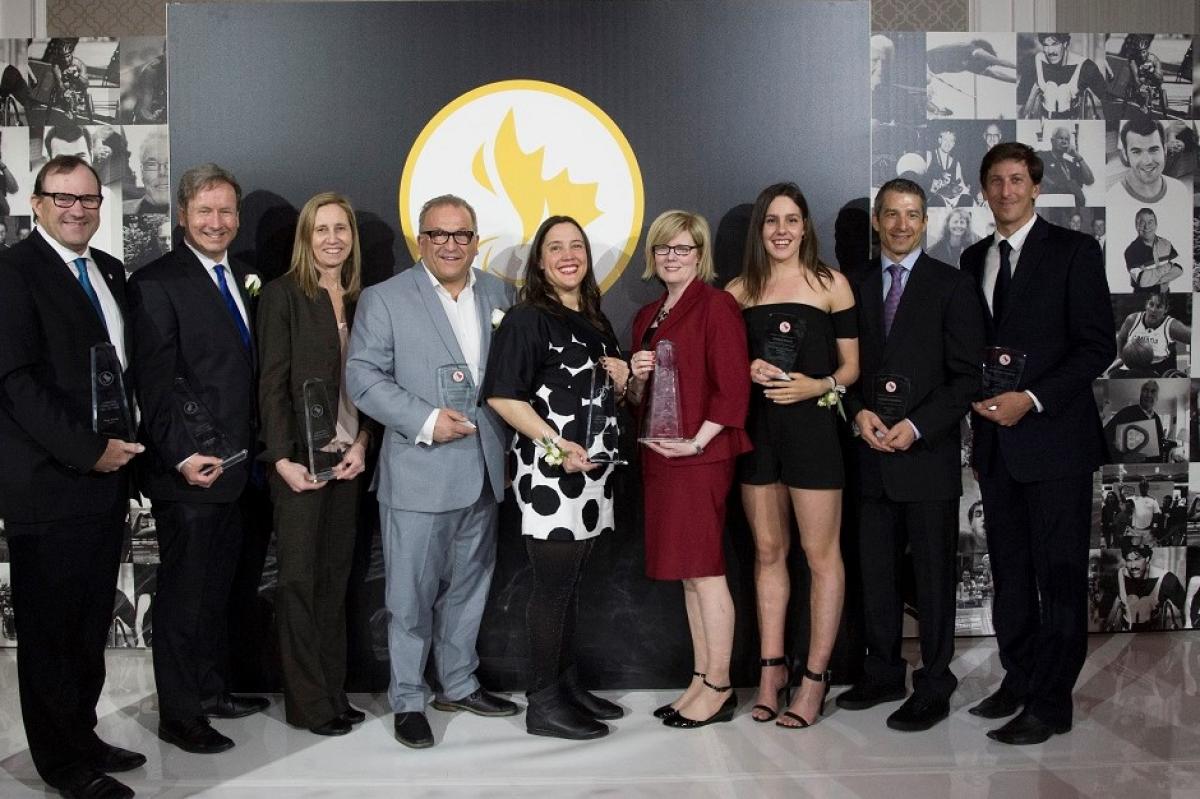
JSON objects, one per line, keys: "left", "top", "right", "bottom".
{"left": 346, "top": 195, "right": 517, "bottom": 748}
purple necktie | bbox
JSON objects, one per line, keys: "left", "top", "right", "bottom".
{"left": 883, "top": 263, "right": 904, "bottom": 336}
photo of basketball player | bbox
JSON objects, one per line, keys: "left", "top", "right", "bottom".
{"left": 1107, "top": 292, "right": 1190, "bottom": 377}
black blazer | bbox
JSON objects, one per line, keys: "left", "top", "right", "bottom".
{"left": 129, "top": 245, "right": 258, "bottom": 503}
{"left": 0, "top": 231, "right": 131, "bottom": 525}
{"left": 960, "top": 216, "right": 1115, "bottom": 482}
{"left": 845, "top": 252, "right": 986, "bottom": 502}
{"left": 255, "top": 274, "right": 380, "bottom": 465}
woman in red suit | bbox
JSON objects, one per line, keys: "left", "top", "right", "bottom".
{"left": 628, "top": 210, "right": 752, "bottom": 728}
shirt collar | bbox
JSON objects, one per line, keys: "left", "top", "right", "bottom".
{"left": 184, "top": 240, "right": 229, "bottom": 272}
{"left": 997, "top": 213, "right": 1038, "bottom": 252}
{"left": 882, "top": 247, "right": 922, "bottom": 272}
{"left": 35, "top": 226, "right": 93, "bottom": 266}
{"left": 421, "top": 260, "right": 477, "bottom": 294}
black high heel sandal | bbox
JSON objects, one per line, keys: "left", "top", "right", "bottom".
{"left": 653, "top": 671, "right": 704, "bottom": 720}
{"left": 751, "top": 657, "right": 791, "bottom": 723}
{"left": 663, "top": 678, "right": 737, "bottom": 728}
{"left": 776, "top": 667, "right": 831, "bottom": 729}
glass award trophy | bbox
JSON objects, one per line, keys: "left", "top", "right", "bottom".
{"left": 437, "top": 363, "right": 477, "bottom": 424}
{"left": 639, "top": 339, "right": 686, "bottom": 443}
{"left": 579, "top": 364, "right": 626, "bottom": 465}
{"left": 873, "top": 373, "right": 913, "bottom": 427}
{"left": 762, "top": 313, "right": 806, "bottom": 379}
{"left": 302, "top": 378, "right": 343, "bottom": 482}
{"left": 980, "top": 346, "right": 1027, "bottom": 397}
{"left": 173, "top": 378, "right": 248, "bottom": 470}
{"left": 90, "top": 343, "right": 134, "bottom": 439}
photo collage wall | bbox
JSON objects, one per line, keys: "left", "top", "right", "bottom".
{"left": 872, "top": 31, "right": 1198, "bottom": 636}
{"left": 0, "top": 37, "right": 167, "bottom": 648}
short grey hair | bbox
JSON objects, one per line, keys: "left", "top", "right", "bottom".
{"left": 177, "top": 163, "right": 242, "bottom": 211}
{"left": 418, "top": 194, "right": 477, "bottom": 231}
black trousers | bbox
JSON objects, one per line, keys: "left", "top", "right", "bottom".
{"left": 151, "top": 498, "right": 243, "bottom": 722}
{"left": 978, "top": 450, "right": 1092, "bottom": 728}
{"left": 8, "top": 499, "right": 125, "bottom": 785}
{"left": 271, "top": 473, "right": 359, "bottom": 727}
{"left": 524, "top": 536, "right": 595, "bottom": 693}
{"left": 857, "top": 496, "right": 959, "bottom": 701}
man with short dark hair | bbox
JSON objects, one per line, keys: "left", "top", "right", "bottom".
{"left": 130, "top": 163, "right": 267, "bottom": 755}
{"left": 0, "top": 154, "right": 144, "bottom": 798}
{"left": 839, "top": 178, "right": 985, "bottom": 732}
{"left": 963, "top": 141, "right": 1114, "bottom": 744}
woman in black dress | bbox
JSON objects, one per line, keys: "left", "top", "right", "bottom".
{"left": 726, "top": 183, "right": 859, "bottom": 729}
{"left": 483, "top": 215, "right": 629, "bottom": 740}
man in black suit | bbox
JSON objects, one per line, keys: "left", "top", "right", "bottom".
{"left": 129, "top": 163, "right": 267, "bottom": 754}
{"left": 963, "top": 142, "right": 1114, "bottom": 744}
{"left": 0, "top": 155, "right": 144, "bottom": 798}
{"left": 838, "top": 178, "right": 986, "bottom": 732}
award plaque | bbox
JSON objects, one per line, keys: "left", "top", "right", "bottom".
{"left": 91, "top": 343, "right": 134, "bottom": 439}
{"left": 303, "top": 378, "right": 344, "bottom": 482}
{"left": 639, "top": 339, "right": 686, "bottom": 443}
{"left": 762, "top": 313, "right": 806, "bottom": 377}
{"left": 873, "top": 373, "right": 913, "bottom": 427}
{"left": 437, "top": 363, "right": 477, "bottom": 423}
{"left": 579, "top": 364, "right": 626, "bottom": 465}
{"left": 1109, "top": 419, "right": 1160, "bottom": 463}
{"left": 173, "top": 378, "right": 248, "bottom": 469}
{"left": 980, "top": 346, "right": 1027, "bottom": 397}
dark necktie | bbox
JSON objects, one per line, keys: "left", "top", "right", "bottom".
{"left": 882, "top": 263, "right": 904, "bottom": 336}
{"left": 213, "top": 264, "right": 251, "bottom": 351}
{"left": 73, "top": 257, "right": 106, "bottom": 326}
{"left": 992, "top": 240, "right": 1012, "bottom": 321}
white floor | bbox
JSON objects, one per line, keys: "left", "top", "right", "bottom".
{"left": 1, "top": 634, "right": 1198, "bottom": 797}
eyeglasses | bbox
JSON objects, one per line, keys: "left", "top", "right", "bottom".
{"left": 652, "top": 244, "right": 700, "bottom": 257}
{"left": 420, "top": 229, "right": 475, "bottom": 245}
{"left": 141, "top": 159, "right": 169, "bottom": 173}
{"left": 37, "top": 191, "right": 103, "bottom": 210}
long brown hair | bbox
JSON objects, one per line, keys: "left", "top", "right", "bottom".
{"left": 739, "top": 182, "right": 832, "bottom": 304}
{"left": 287, "top": 192, "right": 362, "bottom": 301}
{"left": 519, "top": 215, "right": 612, "bottom": 336}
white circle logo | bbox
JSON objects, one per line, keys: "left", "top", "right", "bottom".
{"left": 999, "top": 354, "right": 1011, "bottom": 366}
{"left": 885, "top": 380, "right": 897, "bottom": 393}
{"left": 400, "top": 80, "right": 644, "bottom": 291}
{"left": 779, "top": 321, "right": 791, "bottom": 333}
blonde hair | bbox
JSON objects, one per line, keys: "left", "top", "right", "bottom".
{"left": 287, "top": 192, "right": 362, "bottom": 301}
{"left": 642, "top": 210, "right": 715, "bottom": 283}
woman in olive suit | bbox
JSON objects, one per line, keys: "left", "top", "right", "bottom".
{"left": 257, "top": 192, "right": 376, "bottom": 736}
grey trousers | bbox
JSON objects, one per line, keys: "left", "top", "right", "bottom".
{"left": 380, "top": 489, "right": 497, "bottom": 712}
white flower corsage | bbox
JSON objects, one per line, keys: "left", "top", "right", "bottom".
{"left": 816, "top": 378, "right": 847, "bottom": 421}
{"left": 537, "top": 434, "right": 566, "bottom": 467}
{"left": 244, "top": 274, "right": 262, "bottom": 297}
{"left": 491, "top": 308, "right": 506, "bottom": 329}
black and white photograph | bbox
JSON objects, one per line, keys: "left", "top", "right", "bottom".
{"left": 122, "top": 124, "right": 168, "bottom": 215}
{"left": 1097, "top": 471, "right": 1186, "bottom": 548}
{"left": 122, "top": 212, "right": 171, "bottom": 275}
{"left": 1106, "top": 291, "right": 1190, "bottom": 377}
{"left": 1089, "top": 543, "right": 1187, "bottom": 632}
{"left": 871, "top": 32, "right": 928, "bottom": 188}
{"left": 126, "top": 501, "right": 159, "bottom": 563}
{"left": 1096, "top": 377, "right": 1190, "bottom": 464}
{"left": 132, "top": 563, "right": 156, "bottom": 648}
{"left": 955, "top": 469, "right": 994, "bottom": 637}
{"left": 0, "top": 127, "right": 30, "bottom": 220}
{"left": 27, "top": 122, "right": 124, "bottom": 255}
{"left": 1186, "top": 547, "right": 1200, "bottom": 628}
{"left": 918, "top": 122, "right": 984, "bottom": 207}
{"left": 925, "top": 33, "right": 1017, "bottom": 120}
{"left": 0, "top": 565, "right": 13, "bottom": 647}
{"left": 1103, "top": 34, "right": 1193, "bottom": 121}
{"left": 925, "top": 206, "right": 992, "bottom": 267}
{"left": 0, "top": 40, "right": 29, "bottom": 126}
{"left": 1016, "top": 33, "right": 1108, "bottom": 120}
{"left": 0, "top": 215, "right": 30, "bottom": 249}
{"left": 1018, "top": 119, "right": 1105, "bottom": 206}
{"left": 118, "top": 37, "right": 166, "bottom": 124}
{"left": 23, "top": 38, "right": 120, "bottom": 127}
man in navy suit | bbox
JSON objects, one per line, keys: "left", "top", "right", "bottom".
{"left": 962, "top": 142, "right": 1114, "bottom": 744}
{"left": 0, "top": 155, "right": 144, "bottom": 798}
{"left": 838, "top": 178, "right": 986, "bottom": 732}
{"left": 129, "top": 163, "right": 267, "bottom": 755}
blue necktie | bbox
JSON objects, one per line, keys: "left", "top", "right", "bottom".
{"left": 213, "top": 264, "right": 251, "bottom": 351}
{"left": 73, "top": 257, "right": 106, "bottom": 326}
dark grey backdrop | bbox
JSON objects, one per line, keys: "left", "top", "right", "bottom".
{"left": 169, "top": 0, "right": 870, "bottom": 691}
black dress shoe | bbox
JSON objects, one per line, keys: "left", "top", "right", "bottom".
{"left": 339, "top": 706, "right": 367, "bottom": 725}
{"left": 310, "top": 717, "right": 353, "bottom": 736}
{"left": 562, "top": 667, "right": 624, "bottom": 720}
{"left": 158, "top": 717, "right": 235, "bottom": 754}
{"left": 60, "top": 771, "right": 134, "bottom": 799}
{"left": 89, "top": 742, "right": 146, "bottom": 773}
{"left": 202, "top": 693, "right": 270, "bottom": 719}
{"left": 431, "top": 688, "right": 519, "bottom": 717}
{"left": 393, "top": 712, "right": 434, "bottom": 749}
{"left": 835, "top": 682, "right": 906, "bottom": 711}
{"left": 663, "top": 681, "right": 737, "bottom": 729}
{"left": 968, "top": 687, "right": 1023, "bottom": 719}
{"left": 986, "top": 709, "right": 1070, "bottom": 745}
{"left": 525, "top": 683, "right": 608, "bottom": 740}
{"left": 886, "top": 694, "right": 950, "bottom": 732}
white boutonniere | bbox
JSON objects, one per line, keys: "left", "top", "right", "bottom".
{"left": 244, "top": 274, "right": 262, "bottom": 297}
{"left": 816, "top": 381, "right": 847, "bottom": 421}
{"left": 537, "top": 435, "right": 566, "bottom": 467}
{"left": 491, "top": 308, "right": 506, "bottom": 329}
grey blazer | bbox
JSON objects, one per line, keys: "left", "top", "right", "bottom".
{"left": 345, "top": 264, "right": 515, "bottom": 512}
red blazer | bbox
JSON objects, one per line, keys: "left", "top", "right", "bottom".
{"left": 631, "top": 279, "right": 752, "bottom": 465}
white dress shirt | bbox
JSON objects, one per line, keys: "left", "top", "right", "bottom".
{"left": 184, "top": 241, "right": 250, "bottom": 328}
{"left": 980, "top": 213, "right": 1043, "bottom": 412}
{"left": 37, "top": 227, "right": 127, "bottom": 369}
{"left": 416, "top": 263, "right": 482, "bottom": 445}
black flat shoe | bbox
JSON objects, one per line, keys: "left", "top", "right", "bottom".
{"left": 88, "top": 742, "right": 146, "bottom": 773}
{"left": 202, "top": 693, "right": 270, "bottom": 719}
{"left": 339, "top": 706, "right": 367, "bottom": 725}
{"left": 886, "top": 693, "right": 949, "bottom": 732}
{"left": 986, "top": 709, "right": 1070, "bottom": 745}
{"left": 663, "top": 679, "right": 737, "bottom": 729}
{"left": 563, "top": 667, "right": 624, "bottom": 720}
{"left": 431, "top": 688, "right": 519, "bottom": 717}
{"left": 969, "top": 687, "right": 1024, "bottom": 719}
{"left": 653, "top": 671, "right": 704, "bottom": 719}
{"left": 836, "top": 681, "right": 906, "bottom": 711}
{"left": 158, "top": 717, "right": 234, "bottom": 754}
{"left": 310, "top": 717, "right": 353, "bottom": 736}
{"left": 393, "top": 712, "right": 434, "bottom": 749}
{"left": 60, "top": 770, "right": 134, "bottom": 799}
{"left": 751, "top": 657, "right": 790, "bottom": 723}
{"left": 776, "top": 667, "right": 831, "bottom": 729}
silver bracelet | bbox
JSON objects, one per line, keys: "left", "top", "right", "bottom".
{"left": 692, "top": 440, "right": 704, "bottom": 455}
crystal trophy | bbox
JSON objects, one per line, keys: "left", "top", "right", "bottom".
{"left": 873, "top": 373, "right": 913, "bottom": 427}
{"left": 579, "top": 364, "right": 626, "bottom": 465}
{"left": 437, "top": 363, "right": 477, "bottom": 424}
{"left": 173, "top": 378, "right": 248, "bottom": 469}
{"left": 303, "top": 378, "right": 343, "bottom": 482}
{"left": 762, "top": 313, "right": 806, "bottom": 379}
{"left": 639, "top": 339, "right": 686, "bottom": 443}
{"left": 91, "top": 343, "right": 134, "bottom": 439}
{"left": 980, "top": 346, "right": 1027, "bottom": 397}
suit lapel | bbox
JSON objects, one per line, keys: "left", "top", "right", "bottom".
{"left": 474, "top": 271, "right": 493, "bottom": 370}
{"left": 178, "top": 248, "right": 253, "bottom": 365}
{"left": 413, "top": 264, "right": 468, "bottom": 365}
{"left": 651, "top": 278, "right": 704, "bottom": 346}
{"left": 29, "top": 231, "right": 111, "bottom": 344}
{"left": 999, "top": 217, "right": 1047, "bottom": 330}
